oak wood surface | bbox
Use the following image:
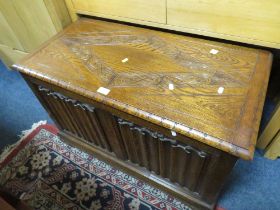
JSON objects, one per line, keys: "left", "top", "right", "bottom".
{"left": 13, "top": 18, "right": 272, "bottom": 160}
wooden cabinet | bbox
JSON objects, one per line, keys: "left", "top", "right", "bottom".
{"left": 67, "top": 0, "right": 280, "bottom": 49}
{"left": 0, "top": 0, "right": 71, "bottom": 67}
{"left": 71, "top": 0, "right": 166, "bottom": 23}
{"left": 166, "top": 0, "right": 280, "bottom": 49}
{"left": 12, "top": 18, "right": 272, "bottom": 209}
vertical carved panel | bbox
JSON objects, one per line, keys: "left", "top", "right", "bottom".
{"left": 195, "top": 153, "right": 237, "bottom": 203}
{"left": 117, "top": 118, "right": 211, "bottom": 195}
{"left": 35, "top": 85, "right": 128, "bottom": 160}
{"left": 184, "top": 150, "right": 207, "bottom": 192}
{"left": 146, "top": 134, "right": 160, "bottom": 174}
{"left": 170, "top": 147, "right": 191, "bottom": 186}
{"left": 95, "top": 109, "right": 127, "bottom": 160}
{"left": 118, "top": 118, "right": 160, "bottom": 174}
{"left": 158, "top": 140, "right": 172, "bottom": 178}
{"left": 118, "top": 123, "right": 139, "bottom": 163}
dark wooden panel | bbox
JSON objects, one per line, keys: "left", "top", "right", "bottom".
{"left": 171, "top": 147, "right": 191, "bottom": 186}
{"left": 185, "top": 150, "right": 207, "bottom": 192}
{"left": 196, "top": 153, "right": 237, "bottom": 203}
{"left": 28, "top": 82, "right": 238, "bottom": 209}
{"left": 116, "top": 117, "right": 215, "bottom": 196}
{"left": 118, "top": 120, "right": 138, "bottom": 163}
{"left": 95, "top": 109, "right": 127, "bottom": 160}
{"left": 34, "top": 84, "right": 128, "bottom": 160}
{"left": 81, "top": 109, "right": 107, "bottom": 148}
{"left": 159, "top": 140, "right": 172, "bottom": 179}
{"left": 146, "top": 134, "right": 160, "bottom": 175}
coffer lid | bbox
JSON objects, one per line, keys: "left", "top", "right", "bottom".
{"left": 12, "top": 18, "right": 272, "bottom": 160}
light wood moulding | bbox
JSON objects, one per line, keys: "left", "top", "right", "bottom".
{"left": 71, "top": 0, "right": 280, "bottom": 48}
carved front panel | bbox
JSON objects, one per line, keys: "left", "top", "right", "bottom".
{"left": 35, "top": 85, "right": 127, "bottom": 160}
{"left": 117, "top": 118, "right": 209, "bottom": 193}
{"left": 33, "top": 84, "right": 236, "bottom": 204}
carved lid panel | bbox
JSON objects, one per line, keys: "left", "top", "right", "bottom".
{"left": 13, "top": 18, "right": 272, "bottom": 159}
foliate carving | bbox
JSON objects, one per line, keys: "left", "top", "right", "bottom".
{"left": 38, "top": 86, "right": 95, "bottom": 112}
{"left": 61, "top": 33, "right": 247, "bottom": 90}
{"left": 117, "top": 118, "right": 206, "bottom": 157}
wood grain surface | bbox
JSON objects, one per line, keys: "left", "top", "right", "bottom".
{"left": 0, "top": 0, "right": 71, "bottom": 67}
{"left": 70, "top": 0, "right": 280, "bottom": 48}
{"left": 167, "top": 0, "right": 280, "bottom": 49}
{"left": 72, "top": 0, "right": 166, "bottom": 24}
{"left": 13, "top": 18, "right": 272, "bottom": 159}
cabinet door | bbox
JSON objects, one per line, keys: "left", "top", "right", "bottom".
{"left": 72, "top": 0, "right": 166, "bottom": 24}
{"left": 167, "top": 0, "right": 280, "bottom": 48}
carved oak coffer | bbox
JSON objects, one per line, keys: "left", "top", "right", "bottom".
{"left": 12, "top": 18, "right": 272, "bottom": 209}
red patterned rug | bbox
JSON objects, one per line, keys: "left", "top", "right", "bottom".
{"left": 0, "top": 123, "right": 195, "bottom": 210}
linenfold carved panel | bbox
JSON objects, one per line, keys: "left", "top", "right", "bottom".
{"left": 35, "top": 84, "right": 220, "bottom": 198}
{"left": 38, "top": 85, "right": 95, "bottom": 112}
{"left": 117, "top": 117, "right": 210, "bottom": 193}
{"left": 117, "top": 118, "right": 207, "bottom": 157}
